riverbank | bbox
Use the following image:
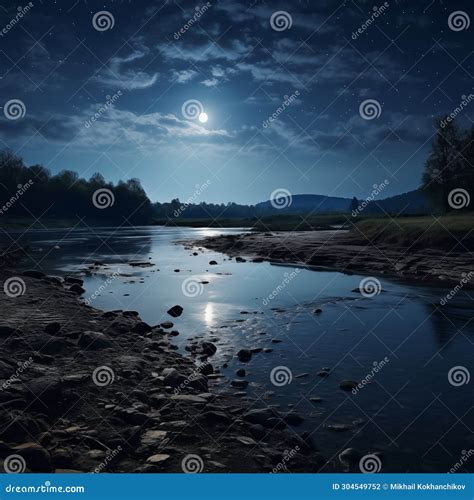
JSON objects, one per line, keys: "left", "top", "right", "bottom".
{"left": 0, "top": 270, "right": 327, "bottom": 473}
{"left": 193, "top": 230, "right": 473, "bottom": 287}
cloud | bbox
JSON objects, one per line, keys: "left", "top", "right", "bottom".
{"left": 157, "top": 39, "right": 252, "bottom": 62}
{"left": 172, "top": 69, "right": 198, "bottom": 83}
{"left": 94, "top": 48, "right": 158, "bottom": 90}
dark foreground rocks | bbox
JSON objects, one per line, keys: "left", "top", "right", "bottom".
{"left": 0, "top": 271, "right": 329, "bottom": 473}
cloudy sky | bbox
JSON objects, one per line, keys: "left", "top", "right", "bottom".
{"left": 0, "top": 0, "right": 473, "bottom": 204}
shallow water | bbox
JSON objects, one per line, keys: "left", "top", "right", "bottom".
{"left": 10, "top": 226, "right": 474, "bottom": 472}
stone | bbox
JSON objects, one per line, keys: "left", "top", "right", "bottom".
{"left": 0, "top": 325, "right": 21, "bottom": 336}
{"left": 69, "top": 284, "right": 85, "bottom": 294}
{"left": 44, "top": 322, "right": 61, "bottom": 335}
{"left": 65, "top": 277, "right": 84, "bottom": 285}
{"left": 237, "top": 349, "right": 252, "bottom": 362}
{"left": 236, "top": 369, "right": 246, "bottom": 377}
{"left": 313, "top": 308, "right": 322, "bottom": 314}
{"left": 200, "top": 342, "right": 217, "bottom": 356}
{"left": 146, "top": 454, "right": 170, "bottom": 465}
{"left": 283, "top": 412, "right": 304, "bottom": 425}
{"left": 167, "top": 305, "right": 183, "bottom": 317}
{"left": 242, "top": 408, "right": 275, "bottom": 425}
{"left": 78, "top": 331, "right": 112, "bottom": 350}
{"left": 203, "top": 411, "right": 230, "bottom": 424}
{"left": 209, "top": 260, "right": 218, "bottom": 265}
{"left": 171, "top": 395, "right": 207, "bottom": 404}
{"left": 162, "top": 368, "right": 187, "bottom": 388}
{"left": 132, "top": 321, "right": 152, "bottom": 334}
{"left": 339, "top": 380, "right": 358, "bottom": 391}
{"left": 141, "top": 430, "right": 168, "bottom": 446}
{"left": 160, "top": 321, "right": 174, "bottom": 329}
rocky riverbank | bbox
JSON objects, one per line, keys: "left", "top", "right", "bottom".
{"left": 193, "top": 231, "right": 474, "bottom": 287}
{"left": 0, "top": 270, "right": 330, "bottom": 473}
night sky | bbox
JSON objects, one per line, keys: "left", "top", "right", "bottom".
{"left": 0, "top": 0, "right": 473, "bottom": 204}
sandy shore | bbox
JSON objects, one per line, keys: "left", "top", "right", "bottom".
{"left": 193, "top": 230, "right": 473, "bottom": 287}
{"left": 0, "top": 269, "right": 327, "bottom": 473}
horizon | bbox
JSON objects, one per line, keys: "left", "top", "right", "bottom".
{"left": 1, "top": 1, "right": 473, "bottom": 205}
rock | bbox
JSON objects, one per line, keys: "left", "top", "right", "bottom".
{"left": 317, "top": 370, "right": 330, "bottom": 378}
{"left": 44, "top": 322, "right": 61, "bottom": 335}
{"left": 171, "top": 395, "right": 207, "bottom": 404}
{"left": 65, "top": 277, "right": 84, "bottom": 285}
{"left": 162, "top": 368, "right": 187, "bottom": 388}
{"left": 25, "top": 376, "right": 64, "bottom": 406}
{"left": 167, "top": 305, "right": 183, "bottom": 317}
{"left": 247, "top": 423, "right": 265, "bottom": 440}
{"left": 231, "top": 379, "right": 248, "bottom": 389}
{"left": 295, "top": 373, "right": 309, "bottom": 378}
{"left": 236, "top": 369, "right": 246, "bottom": 377}
{"left": 309, "top": 397, "right": 323, "bottom": 403}
{"left": 70, "top": 284, "right": 85, "bottom": 294}
{"left": 203, "top": 411, "right": 230, "bottom": 424}
{"left": 169, "top": 330, "right": 180, "bottom": 337}
{"left": 339, "top": 448, "right": 361, "bottom": 464}
{"left": 237, "top": 349, "right": 252, "bottom": 362}
{"left": 141, "top": 430, "right": 168, "bottom": 446}
{"left": 132, "top": 321, "right": 152, "bottom": 334}
{"left": 22, "top": 270, "right": 45, "bottom": 279}
{"left": 11, "top": 442, "right": 52, "bottom": 472}
{"left": 102, "top": 311, "right": 117, "bottom": 318}
{"left": 327, "top": 423, "right": 351, "bottom": 432}
{"left": 271, "top": 339, "right": 282, "bottom": 344}
{"left": 235, "top": 435, "right": 256, "bottom": 445}
{"left": 209, "top": 260, "right": 218, "bottom": 265}
{"left": 283, "top": 412, "right": 305, "bottom": 425}
{"left": 0, "top": 325, "right": 21, "bottom": 336}
{"left": 235, "top": 257, "right": 246, "bottom": 263}
{"left": 160, "top": 321, "right": 174, "bottom": 329}
{"left": 199, "top": 363, "right": 214, "bottom": 376}
{"left": 146, "top": 454, "right": 170, "bottom": 465}
{"left": 78, "top": 331, "right": 112, "bottom": 350}
{"left": 122, "top": 311, "right": 139, "bottom": 317}
{"left": 242, "top": 408, "right": 275, "bottom": 425}
{"left": 313, "top": 308, "right": 322, "bottom": 314}
{"left": 339, "top": 380, "right": 358, "bottom": 391}
{"left": 200, "top": 342, "right": 217, "bottom": 356}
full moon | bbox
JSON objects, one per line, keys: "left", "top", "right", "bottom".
{"left": 198, "top": 112, "right": 208, "bottom": 123}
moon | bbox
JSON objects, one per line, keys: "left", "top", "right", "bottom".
{"left": 198, "top": 112, "right": 208, "bottom": 123}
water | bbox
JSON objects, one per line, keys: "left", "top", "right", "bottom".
{"left": 9, "top": 226, "right": 473, "bottom": 472}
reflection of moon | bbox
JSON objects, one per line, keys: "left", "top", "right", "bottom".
{"left": 198, "top": 112, "right": 208, "bottom": 123}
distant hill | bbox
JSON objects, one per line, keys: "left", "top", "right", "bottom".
{"left": 255, "top": 190, "right": 433, "bottom": 216}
